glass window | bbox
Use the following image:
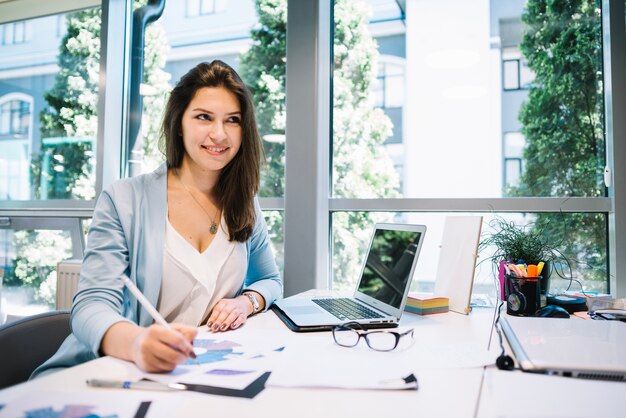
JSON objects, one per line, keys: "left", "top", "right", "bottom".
{"left": 187, "top": 0, "right": 227, "bottom": 17}
{"left": 2, "top": 22, "right": 30, "bottom": 45}
{"left": 503, "top": 131, "right": 525, "bottom": 189}
{"left": 330, "top": 0, "right": 607, "bottom": 293}
{"left": 0, "top": 97, "right": 31, "bottom": 136}
{"left": 332, "top": 0, "right": 605, "bottom": 199}
{"left": 263, "top": 210, "right": 284, "bottom": 276}
{"left": 503, "top": 59, "right": 520, "bottom": 90}
{"left": 0, "top": 226, "right": 76, "bottom": 322}
{"left": 502, "top": 47, "right": 534, "bottom": 91}
{"left": 0, "top": 9, "right": 102, "bottom": 201}
{"left": 331, "top": 212, "right": 608, "bottom": 299}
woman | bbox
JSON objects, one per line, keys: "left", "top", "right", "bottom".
{"left": 33, "top": 60, "right": 282, "bottom": 376}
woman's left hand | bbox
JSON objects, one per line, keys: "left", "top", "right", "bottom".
{"left": 206, "top": 295, "right": 252, "bottom": 332}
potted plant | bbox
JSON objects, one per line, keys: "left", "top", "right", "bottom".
{"left": 479, "top": 217, "right": 572, "bottom": 303}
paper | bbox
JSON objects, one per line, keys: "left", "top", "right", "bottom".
{"left": 266, "top": 335, "right": 418, "bottom": 390}
{"left": 0, "top": 391, "right": 178, "bottom": 418}
{"left": 178, "top": 368, "right": 268, "bottom": 390}
{"left": 142, "top": 330, "right": 285, "bottom": 388}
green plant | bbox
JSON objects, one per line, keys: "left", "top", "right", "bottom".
{"left": 479, "top": 217, "right": 572, "bottom": 274}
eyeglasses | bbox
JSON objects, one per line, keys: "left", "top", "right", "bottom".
{"left": 331, "top": 322, "right": 415, "bottom": 351}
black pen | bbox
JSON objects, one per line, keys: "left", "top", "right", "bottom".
{"left": 86, "top": 378, "right": 187, "bottom": 392}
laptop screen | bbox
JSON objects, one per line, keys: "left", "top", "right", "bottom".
{"left": 356, "top": 228, "right": 423, "bottom": 309}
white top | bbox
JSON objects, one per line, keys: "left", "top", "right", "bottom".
{"left": 158, "top": 217, "right": 247, "bottom": 325}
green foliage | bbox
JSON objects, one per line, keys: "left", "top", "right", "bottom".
{"left": 240, "top": 0, "right": 287, "bottom": 197}
{"left": 7, "top": 230, "right": 72, "bottom": 306}
{"left": 239, "top": 0, "right": 399, "bottom": 290}
{"left": 11, "top": 3, "right": 170, "bottom": 304}
{"left": 142, "top": 20, "right": 171, "bottom": 171}
{"left": 480, "top": 217, "right": 563, "bottom": 266}
{"left": 508, "top": 0, "right": 606, "bottom": 290}
{"left": 35, "top": 9, "right": 101, "bottom": 200}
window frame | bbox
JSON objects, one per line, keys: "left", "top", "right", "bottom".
{"left": 281, "top": 0, "right": 626, "bottom": 298}
{"left": 1, "top": 0, "right": 624, "bottom": 300}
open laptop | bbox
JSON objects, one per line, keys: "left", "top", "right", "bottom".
{"left": 272, "top": 223, "right": 426, "bottom": 332}
{"left": 501, "top": 315, "right": 626, "bottom": 382}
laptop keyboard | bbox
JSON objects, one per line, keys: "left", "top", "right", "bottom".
{"left": 312, "top": 298, "right": 384, "bottom": 321}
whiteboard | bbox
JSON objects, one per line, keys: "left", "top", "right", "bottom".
{"left": 434, "top": 216, "right": 483, "bottom": 315}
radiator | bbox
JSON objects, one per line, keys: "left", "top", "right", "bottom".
{"left": 56, "top": 259, "right": 82, "bottom": 310}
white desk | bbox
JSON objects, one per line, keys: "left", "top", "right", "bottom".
{"left": 476, "top": 313, "right": 626, "bottom": 418}
{"left": 0, "top": 305, "right": 498, "bottom": 418}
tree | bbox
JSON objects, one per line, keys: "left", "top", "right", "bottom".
{"left": 240, "top": 0, "right": 399, "bottom": 289}
{"left": 511, "top": 0, "right": 606, "bottom": 290}
{"left": 10, "top": 3, "right": 170, "bottom": 306}
{"left": 37, "top": 9, "right": 101, "bottom": 200}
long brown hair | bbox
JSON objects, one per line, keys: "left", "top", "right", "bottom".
{"left": 161, "top": 60, "right": 263, "bottom": 242}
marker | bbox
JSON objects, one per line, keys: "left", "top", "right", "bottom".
{"left": 537, "top": 261, "right": 545, "bottom": 276}
{"left": 87, "top": 379, "right": 187, "bottom": 392}
{"left": 121, "top": 277, "right": 196, "bottom": 360}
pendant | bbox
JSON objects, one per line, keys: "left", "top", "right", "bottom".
{"left": 210, "top": 222, "right": 217, "bottom": 235}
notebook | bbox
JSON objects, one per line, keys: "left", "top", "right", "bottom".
{"left": 501, "top": 315, "right": 626, "bottom": 382}
{"left": 272, "top": 223, "right": 426, "bottom": 332}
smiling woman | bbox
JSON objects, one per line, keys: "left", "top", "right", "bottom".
{"left": 31, "top": 61, "right": 282, "bottom": 377}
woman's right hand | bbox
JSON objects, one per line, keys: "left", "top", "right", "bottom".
{"left": 131, "top": 323, "right": 198, "bottom": 373}
{"left": 101, "top": 321, "right": 197, "bottom": 373}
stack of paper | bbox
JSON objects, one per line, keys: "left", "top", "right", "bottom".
{"left": 404, "top": 292, "right": 449, "bottom": 315}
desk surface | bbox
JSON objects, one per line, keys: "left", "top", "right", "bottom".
{"left": 1, "top": 302, "right": 624, "bottom": 418}
{"left": 0, "top": 303, "right": 496, "bottom": 418}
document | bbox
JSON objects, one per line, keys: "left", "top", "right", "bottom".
{"left": 138, "top": 329, "right": 286, "bottom": 394}
{"left": 266, "top": 339, "right": 418, "bottom": 390}
{"left": 0, "top": 391, "right": 178, "bottom": 418}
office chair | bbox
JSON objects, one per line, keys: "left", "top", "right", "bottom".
{"left": 0, "top": 310, "right": 71, "bottom": 389}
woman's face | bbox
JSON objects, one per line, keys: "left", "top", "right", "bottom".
{"left": 180, "top": 86, "right": 242, "bottom": 174}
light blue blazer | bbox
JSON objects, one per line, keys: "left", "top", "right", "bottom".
{"left": 32, "top": 164, "right": 282, "bottom": 377}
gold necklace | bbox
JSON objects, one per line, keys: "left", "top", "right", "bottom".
{"left": 176, "top": 170, "right": 220, "bottom": 235}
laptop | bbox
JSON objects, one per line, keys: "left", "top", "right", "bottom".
{"left": 272, "top": 223, "right": 426, "bottom": 332}
{"left": 501, "top": 315, "right": 626, "bottom": 381}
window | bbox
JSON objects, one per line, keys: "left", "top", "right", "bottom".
{"left": 0, "top": 97, "right": 31, "bottom": 137}
{"left": 330, "top": 0, "right": 609, "bottom": 294}
{"left": 0, "top": 3, "right": 104, "bottom": 320}
{"left": 0, "top": 95, "right": 33, "bottom": 201}
{"left": 332, "top": 211, "right": 608, "bottom": 296}
{"left": 186, "top": 0, "right": 227, "bottom": 17}
{"left": 503, "top": 132, "right": 524, "bottom": 190}
{"left": 1, "top": 22, "right": 29, "bottom": 45}
{"left": 374, "top": 58, "right": 405, "bottom": 109}
{"left": 502, "top": 48, "right": 534, "bottom": 91}
{"left": 0, "top": 218, "right": 84, "bottom": 321}
{"left": 0, "top": 10, "right": 101, "bottom": 201}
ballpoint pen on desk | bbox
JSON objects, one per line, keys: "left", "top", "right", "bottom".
{"left": 121, "top": 277, "right": 197, "bottom": 361}
{"left": 378, "top": 373, "right": 419, "bottom": 390}
{"left": 86, "top": 378, "right": 187, "bottom": 392}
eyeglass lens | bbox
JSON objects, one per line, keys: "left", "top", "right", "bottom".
{"left": 333, "top": 324, "right": 413, "bottom": 351}
{"left": 364, "top": 331, "right": 399, "bottom": 351}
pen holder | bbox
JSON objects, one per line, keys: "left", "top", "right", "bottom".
{"left": 505, "top": 275, "right": 543, "bottom": 316}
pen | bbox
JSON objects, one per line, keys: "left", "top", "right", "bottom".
{"left": 122, "top": 277, "right": 171, "bottom": 329}
{"left": 86, "top": 378, "right": 187, "bottom": 392}
{"left": 121, "top": 277, "right": 197, "bottom": 360}
{"left": 378, "top": 373, "right": 419, "bottom": 390}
